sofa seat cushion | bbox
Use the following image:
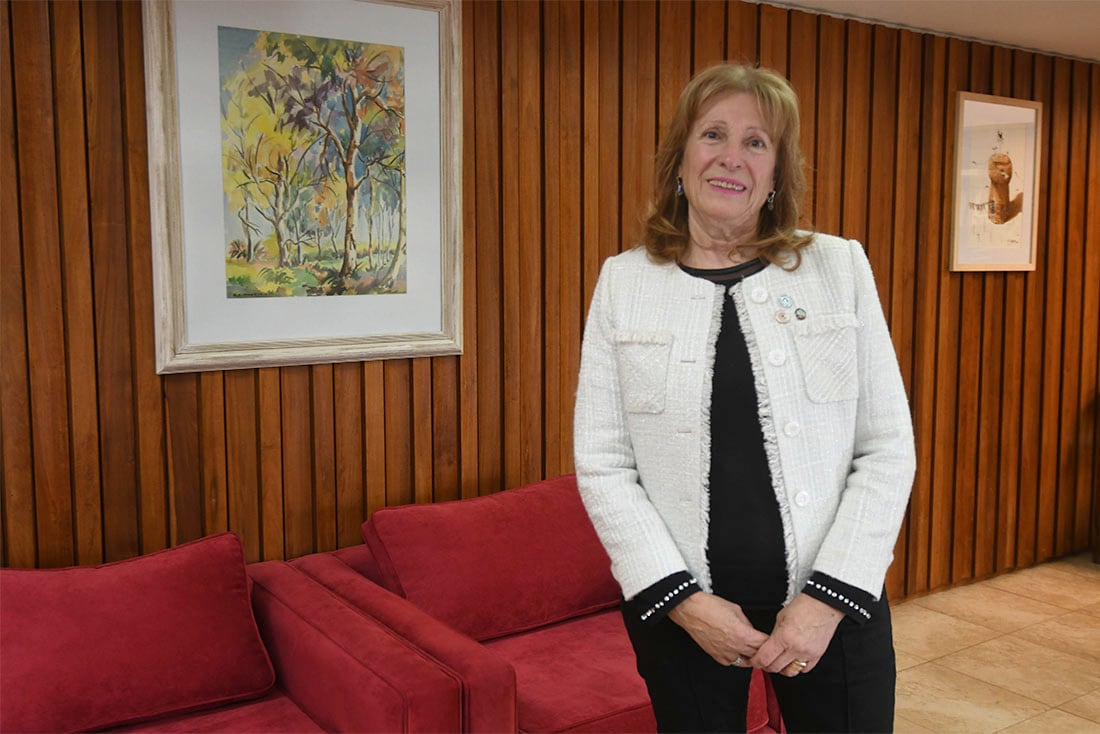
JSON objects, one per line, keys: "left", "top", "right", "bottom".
{"left": 109, "top": 689, "right": 323, "bottom": 733}
{"left": 0, "top": 533, "right": 275, "bottom": 733}
{"left": 363, "top": 474, "right": 620, "bottom": 641}
{"left": 484, "top": 609, "right": 656, "bottom": 733}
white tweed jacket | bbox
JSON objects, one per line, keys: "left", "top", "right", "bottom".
{"left": 573, "top": 233, "right": 916, "bottom": 604}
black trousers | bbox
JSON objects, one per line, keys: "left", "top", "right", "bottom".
{"left": 622, "top": 592, "right": 896, "bottom": 733}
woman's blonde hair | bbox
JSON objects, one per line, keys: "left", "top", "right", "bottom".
{"left": 642, "top": 63, "right": 813, "bottom": 266}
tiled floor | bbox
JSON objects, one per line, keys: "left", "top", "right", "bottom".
{"left": 892, "top": 553, "right": 1100, "bottom": 733}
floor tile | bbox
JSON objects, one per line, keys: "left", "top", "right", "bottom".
{"left": 1062, "top": 691, "right": 1100, "bottom": 724}
{"left": 895, "top": 649, "right": 925, "bottom": 671}
{"left": 937, "top": 634, "right": 1100, "bottom": 706}
{"left": 890, "top": 602, "right": 1000, "bottom": 660}
{"left": 893, "top": 713, "right": 938, "bottom": 733}
{"left": 896, "top": 662, "right": 1048, "bottom": 733}
{"left": 997, "top": 709, "right": 1100, "bottom": 734}
{"left": 912, "top": 581, "right": 1065, "bottom": 632}
{"left": 1012, "top": 612, "right": 1100, "bottom": 664}
{"left": 1050, "top": 554, "right": 1100, "bottom": 579}
{"left": 986, "top": 563, "right": 1100, "bottom": 610}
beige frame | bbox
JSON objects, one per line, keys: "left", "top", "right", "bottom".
{"left": 950, "top": 91, "right": 1042, "bottom": 272}
{"left": 143, "top": 0, "right": 462, "bottom": 373}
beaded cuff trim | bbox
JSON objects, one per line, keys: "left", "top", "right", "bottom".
{"left": 640, "top": 577, "right": 698, "bottom": 621}
{"left": 806, "top": 579, "right": 872, "bottom": 620}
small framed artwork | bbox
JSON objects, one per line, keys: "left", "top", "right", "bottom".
{"left": 143, "top": 0, "right": 461, "bottom": 373}
{"left": 950, "top": 91, "right": 1042, "bottom": 272}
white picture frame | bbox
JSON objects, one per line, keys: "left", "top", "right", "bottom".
{"left": 143, "top": 0, "right": 461, "bottom": 372}
{"left": 950, "top": 91, "right": 1042, "bottom": 272}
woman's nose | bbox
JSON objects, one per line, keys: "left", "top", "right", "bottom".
{"left": 718, "top": 143, "right": 742, "bottom": 169}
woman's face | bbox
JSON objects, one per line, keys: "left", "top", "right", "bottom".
{"left": 678, "top": 91, "right": 778, "bottom": 242}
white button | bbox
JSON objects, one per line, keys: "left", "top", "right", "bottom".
{"left": 794, "top": 491, "right": 810, "bottom": 507}
{"left": 751, "top": 287, "right": 768, "bottom": 304}
{"left": 783, "top": 421, "right": 801, "bottom": 437}
{"left": 767, "top": 349, "right": 786, "bottom": 366}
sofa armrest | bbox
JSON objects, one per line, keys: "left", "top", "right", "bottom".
{"left": 292, "top": 553, "right": 517, "bottom": 733}
{"left": 247, "top": 561, "right": 462, "bottom": 733}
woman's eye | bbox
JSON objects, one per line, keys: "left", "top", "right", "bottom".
{"left": 748, "top": 137, "right": 767, "bottom": 149}
{"left": 703, "top": 130, "right": 721, "bottom": 140}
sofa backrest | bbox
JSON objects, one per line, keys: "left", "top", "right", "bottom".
{"left": 0, "top": 533, "right": 274, "bottom": 733}
{"left": 362, "top": 474, "right": 620, "bottom": 641}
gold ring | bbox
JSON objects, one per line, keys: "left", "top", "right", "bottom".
{"left": 793, "top": 660, "right": 808, "bottom": 668}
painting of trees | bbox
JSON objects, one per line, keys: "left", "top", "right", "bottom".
{"left": 219, "top": 26, "right": 406, "bottom": 297}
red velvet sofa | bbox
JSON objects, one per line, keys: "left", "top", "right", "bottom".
{"left": 0, "top": 533, "right": 466, "bottom": 733}
{"left": 292, "top": 474, "right": 783, "bottom": 733}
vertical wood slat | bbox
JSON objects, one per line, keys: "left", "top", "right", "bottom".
{"left": 164, "top": 375, "right": 202, "bottom": 545}
{"left": 555, "top": 0, "right": 583, "bottom": 480}
{"left": 787, "top": 11, "right": 816, "bottom": 226}
{"left": 225, "top": 370, "right": 262, "bottom": 554}
{"left": 3, "top": 1, "right": 1097, "bottom": 595}
{"left": 458, "top": 0, "right": 479, "bottom": 498}
{"left": 198, "top": 372, "right": 227, "bottom": 544}
{"left": 53, "top": 0, "right": 105, "bottom": 566}
{"left": 500, "top": 0, "right": 523, "bottom": 492}
{"left": 813, "top": 16, "right": 844, "bottom": 234}
{"left": 85, "top": 0, "right": 141, "bottom": 563}
{"left": 693, "top": 0, "right": 726, "bottom": 71}
{"left": 540, "top": 0, "right": 563, "bottom": 478}
{"left": 119, "top": 0, "right": 168, "bottom": 558}
{"left": 311, "top": 364, "right": 337, "bottom": 548}
{"left": 1036, "top": 58, "right": 1072, "bottom": 563}
{"left": 1079, "top": 67, "right": 1100, "bottom": 551}
{"left": 11, "top": 0, "right": 76, "bottom": 569}
{"left": 333, "top": 363, "right": 366, "bottom": 545}
{"left": 280, "top": 366, "right": 312, "bottom": 559}
{"left": 517, "top": 0, "right": 544, "bottom": 486}
{"left": 917, "top": 35, "right": 951, "bottom": 592}
{"left": 867, "top": 26, "right": 902, "bottom": 597}
{"left": 473, "top": 0, "right": 502, "bottom": 495}
{"left": 0, "top": 0, "right": 38, "bottom": 569}
{"left": 890, "top": 31, "right": 923, "bottom": 595}
{"left": 1059, "top": 61, "right": 1090, "bottom": 553}
{"left": 411, "top": 359, "right": 433, "bottom": 504}
{"left": 257, "top": 367, "right": 285, "bottom": 560}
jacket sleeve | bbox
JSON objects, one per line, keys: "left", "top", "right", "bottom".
{"left": 573, "top": 259, "right": 693, "bottom": 600}
{"left": 810, "top": 241, "right": 916, "bottom": 599}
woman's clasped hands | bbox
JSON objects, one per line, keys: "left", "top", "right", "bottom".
{"left": 669, "top": 591, "right": 845, "bottom": 677}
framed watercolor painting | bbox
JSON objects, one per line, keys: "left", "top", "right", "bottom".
{"left": 143, "top": 0, "right": 461, "bottom": 373}
{"left": 950, "top": 91, "right": 1042, "bottom": 272}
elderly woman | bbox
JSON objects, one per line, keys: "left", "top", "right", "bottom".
{"left": 573, "top": 63, "right": 915, "bottom": 733}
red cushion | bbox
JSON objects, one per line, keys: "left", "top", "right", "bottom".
{"left": 362, "top": 474, "right": 620, "bottom": 641}
{"left": 484, "top": 609, "right": 656, "bottom": 733}
{"left": 108, "top": 690, "right": 323, "bottom": 733}
{"left": 0, "top": 533, "right": 275, "bottom": 733}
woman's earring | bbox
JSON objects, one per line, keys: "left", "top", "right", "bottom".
{"left": 676, "top": 177, "right": 684, "bottom": 197}
{"left": 766, "top": 190, "right": 776, "bottom": 211}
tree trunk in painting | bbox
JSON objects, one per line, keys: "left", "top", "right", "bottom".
{"left": 377, "top": 168, "right": 406, "bottom": 290}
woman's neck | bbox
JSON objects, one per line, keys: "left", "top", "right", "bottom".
{"left": 683, "top": 215, "right": 759, "bottom": 268}
{"left": 681, "top": 239, "right": 756, "bottom": 268}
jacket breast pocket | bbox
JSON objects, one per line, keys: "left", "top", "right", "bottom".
{"left": 613, "top": 331, "right": 673, "bottom": 414}
{"left": 794, "top": 313, "right": 860, "bottom": 403}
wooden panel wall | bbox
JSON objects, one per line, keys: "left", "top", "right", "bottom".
{"left": 2, "top": 0, "right": 1097, "bottom": 600}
